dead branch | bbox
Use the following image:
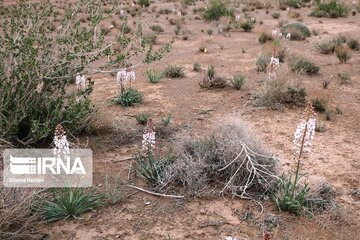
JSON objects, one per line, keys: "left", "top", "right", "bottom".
{"left": 126, "top": 185, "right": 184, "bottom": 198}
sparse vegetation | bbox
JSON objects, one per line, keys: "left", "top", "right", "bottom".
{"left": 338, "top": 72, "right": 351, "bottom": 84}
{"left": 256, "top": 78, "right": 307, "bottom": 109}
{"left": 231, "top": 75, "right": 246, "bottom": 90}
{"left": 312, "top": 98, "right": 328, "bottom": 113}
{"left": 240, "top": 20, "right": 255, "bottom": 32}
{"left": 199, "top": 65, "right": 227, "bottom": 88}
{"left": 258, "top": 32, "right": 274, "bottom": 44}
{"left": 203, "top": 0, "right": 235, "bottom": 21}
{"left": 193, "top": 63, "right": 202, "bottom": 72}
{"left": 310, "top": 0, "right": 349, "bottom": 18}
{"left": 164, "top": 65, "right": 185, "bottom": 78}
{"left": 289, "top": 57, "right": 319, "bottom": 75}
{"left": 256, "top": 55, "right": 270, "bottom": 72}
{"left": 347, "top": 38, "right": 360, "bottom": 50}
{"left": 135, "top": 150, "right": 176, "bottom": 187}
{"left": 0, "top": 0, "right": 357, "bottom": 238}
{"left": 135, "top": 113, "right": 151, "bottom": 125}
{"left": 138, "top": 0, "right": 150, "bottom": 7}
{"left": 146, "top": 69, "right": 163, "bottom": 83}
{"left": 316, "top": 38, "right": 338, "bottom": 54}
{"left": 0, "top": 189, "right": 42, "bottom": 240}
{"left": 150, "top": 24, "right": 164, "bottom": 33}
{"left": 335, "top": 46, "right": 352, "bottom": 63}
{"left": 113, "top": 88, "right": 144, "bottom": 107}
{"left": 279, "top": 0, "right": 303, "bottom": 9}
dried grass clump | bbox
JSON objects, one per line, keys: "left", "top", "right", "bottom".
{"left": 255, "top": 68, "right": 307, "bottom": 109}
{"left": 159, "top": 117, "right": 278, "bottom": 199}
{"left": 335, "top": 45, "right": 352, "bottom": 63}
{"left": 0, "top": 188, "right": 42, "bottom": 240}
{"left": 315, "top": 38, "right": 337, "bottom": 54}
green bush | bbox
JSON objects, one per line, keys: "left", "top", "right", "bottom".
{"left": 257, "top": 79, "right": 307, "bottom": 109}
{"left": 146, "top": 69, "right": 163, "bottom": 83}
{"left": 289, "top": 57, "right": 319, "bottom": 75}
{"left": 135, "top": 113, "right": 150, "bottom": 125}
{"left": 150, "top": 24, "right": 164, "bottom": 33}
{"left": 240, "top": 20, "right": 254, "bottom": 32}
{"left": 256, "top": 55, "right": 270, "bottom": 72}
{"left": 119, "top": 22, "right": 131, "bottom": 34}
{"left": 312, "top": 98, "right": 327, "bottom": 112}
{"left": 316, "top": 39, "right": 337, "bottom": 54}
{"left": 193, "top": 63, "right": 202, "bottom": 72}
{"left": 135, "top": 150, "right": 176, "bottom": 187}
{"left": 0, "top": 2, "right": 100, "bottom": 145}
{"left": 335, "top": 46, "right": 352, "bottom": 63}
{"left": 279, "top": 0, "right": 303, "bottom": 9}
{"left": 258, "top": 32, "right": 274, "bottom": 44}
{"left": 231, "top": 75, "right": 246, "bottom": 90}
{"left": 37, "top": 188, "right": 105, "bottom": 222}
{"left": 271, "top": 12, "right": 281, "bottom": 19}
{"left": 203, "top": 0, "right": 235, "bottom": 21}
{"left": 347, "top": 38, "right": 360, "bottom": 50}
{"left": 325, "top": 109, "right": 333, "bottom": 121}
{"left": 338, "top": 72, "right": 351, "bottom": 84}
{"left": 199, "top": 65, "right": 227, "bottom": 88}
{"left": 164, "top": 65, "right": 185, "bottom": 78}
{"left": 310, "top": 0, "right": 349, "bottom": 18}
{"left": 113, "top": 88, "right": 143, "bottom": 107}
{"left": 182, "top": 0, "right": 196, "bottom": 5}
{"left": 273, "top": 174, "right": 310, "bottom": 214}
{"left": 285, "top": 87, "right": 307, "bottom": 105}
{"left": 0, "top": 2, "right": 172, "bottom": 146}
{"left": 281, "top": 22, "right": 311, "bottom": 40}
{"left": 138, "top": 0, "right": 150, "bottom": 7}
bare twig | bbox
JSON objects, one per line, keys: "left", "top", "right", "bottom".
{"left": 126, "top": 185, "right": 184, "bottom": 198}
{"left": 111, "top": 156, "right": 135, "bottom": 163}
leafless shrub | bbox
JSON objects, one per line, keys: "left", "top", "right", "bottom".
{"left": 0, "top": 188, "right": 43, "bottom": 240}
{"left": 102, "top": 174, "right": 124, "bottom": 205}
{"left": 159, "top": 116, "right": 278, "bottom": 199}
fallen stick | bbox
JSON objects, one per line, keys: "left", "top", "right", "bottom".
{"left": 126, "top": 184, "right": 184, "bottom": 199}
{"left": 111, "top": 156, "right": 135, "bottom": 163}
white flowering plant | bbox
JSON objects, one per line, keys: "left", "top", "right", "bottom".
{"left": 134, "top": 119, "right": 176, "bottom": 187}
{"left": 273, "top": 103, "right": 321, "bottom": 214}
{"left": 53, "top": 124, "right": 70, "bottom": 155}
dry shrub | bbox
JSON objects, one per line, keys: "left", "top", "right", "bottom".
{"left": 335, "top": 45, "right": 352, "bottom": 63}
{"left": 262, "top": 40, "right": 287, "bottom": 62}
{"left": 199, "top": 66, "right": 227, "bottom": 89}
{"left": 159, "top": 116, "right": 278, "bottom": 199}
{"left": 289, "top": 55, "right": 319, "bottom": 75}
{"left": 315, "top": 38, "right": 337, "bottom": 54}
{"left": 255, "top": 68, "right": 307, "bottom": 109}
{"left": 89, "top": 114, "right": 142, "bottom": 147}
{"left": 0, "top": 188, "right": 43, "bottom": 240}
